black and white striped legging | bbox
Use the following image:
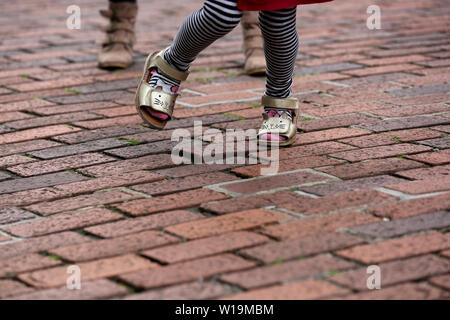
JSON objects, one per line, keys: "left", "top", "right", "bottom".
{"left": 164, "top": 0, "right": 299, "bottom": 99}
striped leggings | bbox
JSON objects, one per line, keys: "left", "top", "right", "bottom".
{"left": 164, "top": 0, "right": 299, "bottom": 99}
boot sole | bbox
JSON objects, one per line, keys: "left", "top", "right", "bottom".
{"left": 98, "top": 61, "right": 132, "bottom": 69}
{"left": 245, "top": 67, "right": 266, "bottom": 76}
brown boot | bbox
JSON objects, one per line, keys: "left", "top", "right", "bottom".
{"left": 242, "top": 11, "right": 266, "bottom": 76}
{"left": 98, "top": 2, "right": 137, "bottom": 69}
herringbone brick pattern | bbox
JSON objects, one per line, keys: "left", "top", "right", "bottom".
{"left": 0, "top": 0, "right": 449, "bottom": 300}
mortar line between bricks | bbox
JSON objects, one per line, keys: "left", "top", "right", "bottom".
{"left": 374, "top": 186, "right": 450, "bottom": 201}
{"left": 176, "top": 96, "right": 260, "bottom": 108}
{"left": 204, "top": 177, "right": 339, "bottom": 198}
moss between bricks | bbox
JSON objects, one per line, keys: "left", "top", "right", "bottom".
{"left": 64, "top": 88, "right": 82, "bottom": 95}
{"left": 222, "top": 112, "right": 246, "bottom": 120}
{"left": 117, "top": 138, "right": 140, "bottom": 146}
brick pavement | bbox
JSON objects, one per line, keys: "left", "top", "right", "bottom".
{"left": 0, "top": 0, "right": 449, "bottom": 300}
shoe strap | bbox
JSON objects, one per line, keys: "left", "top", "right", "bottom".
{"left": 152, "top": 48, "right": 189, "bottom": 81}
{"left": 261, "top": 96, "right": 299, "bottom": 110}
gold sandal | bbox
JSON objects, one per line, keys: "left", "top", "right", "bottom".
{"left": 258, "top": 95, "right": 299, "bottom": 147}
{"left": 135, "top": 48, "right": 189, "bottom": 129}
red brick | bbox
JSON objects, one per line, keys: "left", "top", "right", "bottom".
{"left": 0, "top": 207, "right": 36, "bottom": 224}
{"left": 329, "top": 255, "right": 450, "bottom": 291}
{"left": 329, "top": 144, "right": 432, "bottom": 162}
{"left": 405, "top": 149, "right": 450, "bottom": 165}
{"left": 0, "top": 232, "right": 90, "bottom": 260}
{"left": 0, "top": 89, "right": 73, "bottom": 104}
{"left": 0, "top": 188, "right": 68, "bottom": 209}
{"left": 221, "top": 255, "right": 353, "bottom": 289}
{"left": 34, "top": 101, "right": 119, "bottom": 116}
{"left": 241, "top": 232, "right": 365, "bottom": 263}
{"left": 92, "top": 105, "right": 135, "bottom": 117}
{"left": 0, "top": 125, "right": 80, "bottom": 145}
{"left": 143, "top": 231, "right": 268, "bottom": 264}
{"left": 433, "top": 125, "right": 450, "bottom": 133}
{"left": 367, "top": 192, "right": 450, "bottom": 219}
{"left": 24, "top": 189, "right": 141, "bottom": 216}
{"left": 113, "top": 188, "right": 229, "bottom": 216}
{"left": 173, "top": 103, "right": 251, "bottom": 119}
{"left": 54, "top": 170, "right": 164, "bottom": 195}
{"left": 280, "top": 189, "right": 396, "bottom": 215}
{"left": 166, "top": 209, "right": 288, "bottom": 239}
{"left": 5, "top": 111, "right": 100, "bottom": 130}
{"left": 357, "top": 55, "right": 432, "bottom": 66}
{"left": 0, "top": 67, "right": 48, "bottom": 79}
{"left": 2, "top": 208, "right": 123, "bottom": 238}
{"left": 293, "top": 128, "right": 370, "bottom": 146}
{"left": 380, "top": 93, "right": 450, "bottom": 107}
{"left": 298, "top": 54, "right": 367, "bottom": 67}
{"left": 256, "top": 141, "right": 356, "bottom": 161}
{"left": 119, "top": 254, "right": 255, "bottom": 289}
{"left": 84, "top": 210, "right": 202, "bottom": 238}
{"left": 369, "top": 103, "right": 450, "bottom": 118}
{"left": 292, "top": 72, "right": 350, "bottom": 83}
{"left": 195, "top": 81, "right": 264, "bottom": 94}
{"left": 7, "top": 77, "right": 95, "bottom": 92}
{"left": 342, "top": 63, "right": 420, "bottom": 76}
{"left": 397, "top": 73, "right": 450, "bottom": 86}
{"left": 0, "top": 171, "right": 89, "bottom": 195}
{"left": 0, "top": 280, "right": 34, "bottom": 299}
{"left": 201, "top": 191, "right": 307, "bottom": 214}
{"left": 123, "top": 282, "right": 230, "bottom": 300}
{"left": 7, "top": 153, "right": 116, "bottom": 177}
{"left": 375, "top": 128, "right": 442, "bottom": 143}
{"left": 220, "top": 170, "right": 329, "bottom": 195}
{"left": 0, "top": 234, "right": 12, "bottom": 242}
{"left": 301, "top": 175, "right": 406, "bottom": 196}
{"left": 10, "top": 279, "right": 127, "bottom": 300}
{"left": 339, "top": 134, "right": 398, "bottom": 148}
{"left": 441, "top": 250, "right": 450, "bottom": 258}
{"left": 302, "top": 102, "right": 386, "bottom": 117}
{"left": 73, "top": 115, "right": 142, "bottom": 129}
{"left": 0, "top": 154, "right": 36, "bottom": 167}
{"left": 9, "top": 50, "right": 83, "bottom": 62}
{"left": 262, "top": 211, "right": 380, "bottom": 239}
{"left": 0, "top": 253, "right": 61, "bottom": 277}
{"left": 0, "top": 139, "right": 61, "bottom": 157}
{"left": 336, "top": 233, "right": 450, "bottom": 264}
{"left": 49, "top": 230, "right": 178, "bottom": 262}
{"left": 318, "top": 157, "right": 424, "bottom": 179}
{"left": 398, "top": 159, "right": 448, "bottom": 177}
{"left": 386, "top": 176, "right": 450, "bottom": 195}
{"left": 178, "top": 92, "right": 259, "bottom": 106}
{"left": 78, "top": 154, "right": 174, "bottom": 177}
{"left": 0, "top": 111, "right": 34, "bottom": 122}
{"left": 156, "top": 163, "right": 238, "bottom": 179}
{"left": 429, "top": 274, "right": 450, "bottom": 290}
{"left": 222, "top": 279, "right": 349, "bottom": 300}
{"left": 339, "top": 283, "right": 449, "bottom": 300}
{"left": 19, "top": 254, "right": 155, "bottom": 289}
{"left": 299, "top": 114, "right": 378, "bottom": 132}
{"left": 0, "top": 98, "right": 54, "bottom": 113}
{"left": 131, "top": 172, "right": 239, "bottom": 196}
{"left": 231, "top": 156, "right": 342, "bottom": 177}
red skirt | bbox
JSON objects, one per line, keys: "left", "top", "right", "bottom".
{"left": 238, "top": 0, "right": 333, "bottom": 11}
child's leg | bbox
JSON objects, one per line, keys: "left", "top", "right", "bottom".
{"left": 147, "top": 0, "right": 242, "bottom": 120}
{"left": 259, "top": 7, "right": 299, "bottom": 142}
{"left": 164, "top": 0, "right": 242, "bottom": 72}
